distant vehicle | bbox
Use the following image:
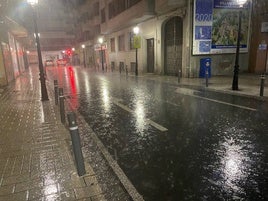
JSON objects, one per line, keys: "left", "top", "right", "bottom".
{"left": 45, "top": 59, "right": 54, "bottom": 66}
{"left": 57, "top": 59, "right": 67, "bottom": 66}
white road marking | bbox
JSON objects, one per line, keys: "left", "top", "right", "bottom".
{"left": 112, "top": 97, "right": 168, "bottom": 132}
{"left": 176, "top": 88, "right": 257, "bottom": 112}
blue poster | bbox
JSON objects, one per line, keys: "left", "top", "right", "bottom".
{"left": 195, "top": 26, "right": 212, "bottom": 40}
{"left": 195, "top": 0, "right": 213, "bottom": 22}
{"left": 199, "top": 41, "right": 211, "bottom": 52}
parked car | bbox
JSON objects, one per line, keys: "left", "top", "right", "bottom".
{"left": 57, "top": 59, "right": 67, "bottom": 66}
{"left": 44, "top": 59, "right": 54, "bottom": 66}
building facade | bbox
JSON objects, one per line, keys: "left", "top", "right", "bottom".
{"left": 75, "top": 0, "right": 267, "bottom": 77}
{"left": 0, "top": 16, "right": 28, "bottom": 87}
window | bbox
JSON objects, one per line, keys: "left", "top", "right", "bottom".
{"left": 108, "top": 2, "right": 115, "bottom": 19}
{"left": 118, "top": 34, "right": 125, "bottom": 51}
{"left": 110, "top": 38, "right": 115, "bottom": 52}
{"left": 94, "top": 25, "right": 100, "bottom": 35}
{"left": 118, "top": 0, "right": 126, "bottom": 13}
{"left": 93, "top": 2, "right": 99, "bottom": 16}
{"left": 101, "top": 8, "right": 105, "bottom": 23}
{"left": 108, "top": 0, "right": 141, "bottom": 19}
{"left": 129, "top": 0, "right": 141, "bottom": 7}
{"left": 129, "top": 32, "right": 135, "bottom": 50}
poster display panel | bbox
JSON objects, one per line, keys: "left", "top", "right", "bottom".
{"left": 1, "top": 42, "right": 14, "bottom": 83}
{"left": 193, "top": 0, "right": 251, "bottom": 55}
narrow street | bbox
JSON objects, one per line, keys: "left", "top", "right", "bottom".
{"left": 47, "top": 66, "right": 268, "bottom": 201}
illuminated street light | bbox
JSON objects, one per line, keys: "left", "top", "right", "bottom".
{"left": 27, "top": 0, "right": 38, "bottom": 6}
{"left": 98, "top": 37, "right": 104, "bottom": 72}
{"left": 133, "top": 26, "right": 140, "bottom": 76}
{"left": 237, "top": 0, "right": 247, "bottom": 7}
{"left": 81, "top": 44, "right": 86, "bottom": 68}
{"left": 133, "top": 26, "right": 140, "bottom": 35}
{"left": 232, "top": 0, "right": 247, "bottom": 90}
{"left": 27, "top": 0, "right": 48, "bottom": 101}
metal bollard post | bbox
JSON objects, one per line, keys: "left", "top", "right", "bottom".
{"left": 59, "top": 88, "right": 65, "bottom": 124}
{"left": 67, "top": 112, "right": 86, "bottom": 176}
{"left": 54, "top": 80, "right": 59, "bottom": 105}
{"left": 126, "top": 65, "right": 128, "bottom": 76}
{"left": 178, "top": 69, "right": 181, "bottom": 83}
{"left": 205, "top": 68, "right": 209, "bottom": 87}
{"left": 260, "top": 74, "right": 266, "bottom": 96}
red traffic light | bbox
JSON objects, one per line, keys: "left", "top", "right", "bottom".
{"left": 66, "top": 49, "right": 72, "bottom": 56}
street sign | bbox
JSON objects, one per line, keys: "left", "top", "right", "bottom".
{"left": 133, "top": 36, "right": 141, "bottom": 49}
{"left": 94, "top": 43, "right": 107, "bottom": 51}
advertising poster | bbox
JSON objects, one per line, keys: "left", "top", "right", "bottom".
{"left": 193, "top": 0, "right": 250, "bottom": 55}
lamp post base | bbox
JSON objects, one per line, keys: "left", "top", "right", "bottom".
{"left": 232, "top": 64, "right": 239, "bottom": 90}
{"left": 135, "top": 48, "right": 138, "bottom": 76}
{"left": 39, "top": 72, "right": 49, "bottom": 101}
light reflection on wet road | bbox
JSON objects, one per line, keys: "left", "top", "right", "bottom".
{"left": 48, "top": 66, "right": 268, "bottom": 201}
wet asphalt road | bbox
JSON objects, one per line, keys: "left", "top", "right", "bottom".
{"left": 48, "top": 66, "right": 268, "bottom": 201}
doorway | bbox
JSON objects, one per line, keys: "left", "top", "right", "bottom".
{"left": 147, "top": 38, "right": 154, "bottom": 73}
{"left": 164, "top": 16, "right": 183, "bottom": 76}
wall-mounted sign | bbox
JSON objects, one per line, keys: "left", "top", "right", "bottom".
{"left": 133, "top": 36, "right": 141, "bottom": 49}
{"left": 94, "top": 43, "right": 107, "bottom": 51}
{"left": 259, "top": 43, "right": 267, "bottom": 50}
{"left": 259, "top": 40, "right": 267, "bottom": 50}
{"left": 193, "top": 0, "right": 251, "bottom": 55}
{"left": 261, "top": 22, "right": 268, "bottom": 33}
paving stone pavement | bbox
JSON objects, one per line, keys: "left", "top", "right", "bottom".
{"left": 0, "top": 67, "right": 107, "bottom": 201}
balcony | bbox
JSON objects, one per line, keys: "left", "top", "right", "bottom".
{"left": 101, "top": 0, "right": 155, "bottom": 33}
{"left": 82, "top": 15, "right": 100, "bottom": 32}
{"left": 155, "top": 0, "right": 186, "bottom": 14}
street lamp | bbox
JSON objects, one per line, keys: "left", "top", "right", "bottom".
{"left": 98, "top": 37, "right": 104, "bottom": 72}
{"left": 133, "top": 26, "right": 140, "bottom": 76}
{"left": 81, "top": 44, "right": 86, "bottom": 68}
{"left": 232, "top": 0, "right": 247, "bottom": 90}
{"left": 27, "top": 0, "right": 48, "bottom": 101}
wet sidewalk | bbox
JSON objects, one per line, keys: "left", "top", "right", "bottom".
{"left": 0, "top": 67, "right": 107, "bottom": 200}
{"left": 141, "top": 73, "right": 268, "bottom": 100}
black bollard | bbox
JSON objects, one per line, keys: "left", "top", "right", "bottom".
{"left": 126, "top": 65, "right": 128, "bottom": 76}
{"left": 205, "top": 67, "right": 209, "bottom": 87}
{"left": 54, "top": 80, "right": 59, "bottom": 105}
{"left": 67, "top": 112, "right": 86, "bottom": 176}
{"left": 59, "top": 88, "right": 65, "bottom": 124}
{"left": 260, "top": 74, "right": 266, "bottom": 97}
